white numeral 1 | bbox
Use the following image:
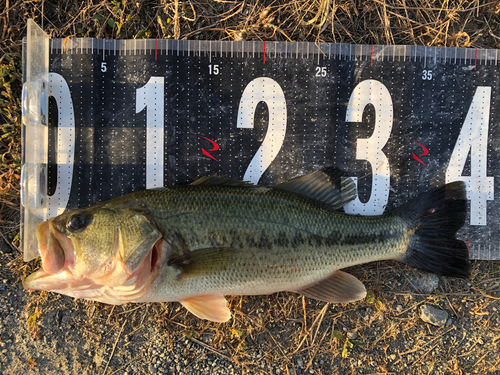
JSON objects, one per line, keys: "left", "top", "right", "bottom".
{"left": 136, "top": 77, "right": 165, "bottom": 189}
{"left": 46, "top": 72, "right": 75, "bottom": 218}
{"left": 237, "top": 77, "right": 287, "bottom": 184}
{"left": 344, "top": 79, "right": 392, "bottom": 215}
{"left": 446, "top": 87, "right": 493, "bottom": 225}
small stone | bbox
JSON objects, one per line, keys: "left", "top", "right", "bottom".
{"left": 408, "top": 274, "right": 439, "bottom": 293}
{"left": 396, "top": 305, "right": 403, "bottom": 313}
{"left": 297, "top": 357, "right": 304, "bottom": 369}
{"left": 347, "top": 331, "right": 357, "bottom": 340}
{"left": 420, "top": 305, "right": 448, "bottom": 326}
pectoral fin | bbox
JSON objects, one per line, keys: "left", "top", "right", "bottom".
{"left": 181, "top": 294, "right": 231, "bottom": 322}
{"left": 167, "top": 247, "right": 235, "bottom": 278}
{"left": 294, "top": 270, "right": 367, "bottom": 303}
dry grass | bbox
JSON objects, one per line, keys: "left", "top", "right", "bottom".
{"left": 1, "top": 0, "right": 500, "bottom": 374}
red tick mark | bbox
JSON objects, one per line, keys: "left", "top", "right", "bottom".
{"left": 202, "top": 137, "right": 219, "bottom": 161}
{"left": 413, "top": 141, "right": 429, "bottom": 166}
{"left": 370, "top": 45, "right": 373, "bottom": 67}
{"left": 263, "top": 41, "right": 266, "bottom": 64}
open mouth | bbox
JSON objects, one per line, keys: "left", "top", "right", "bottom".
{"left": 23, "top": 221, "right": 165, "bottom": 305}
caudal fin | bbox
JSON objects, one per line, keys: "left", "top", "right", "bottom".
{"left": 395, "top": 182, "right": 470, "bottom": 278}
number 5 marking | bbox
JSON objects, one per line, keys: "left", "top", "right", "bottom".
{"left": 344, "top": 79, "right": 392, "bottom": 215}
{"left": 237, "top": 77, "right": 287, "bottom": 184}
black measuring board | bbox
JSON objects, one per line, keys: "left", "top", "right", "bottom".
{"left": 43, "top": 39, "right": 500, "bottom": 260}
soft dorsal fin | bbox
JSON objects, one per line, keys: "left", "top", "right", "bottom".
{"left": 293, "top": 270, "right": 366, "bottom": 303}
{"left": 275, "top": 167, "right": 357, "bottom": 210}
{"left": 190, "top": 175, "right": 256, "bottom": 188}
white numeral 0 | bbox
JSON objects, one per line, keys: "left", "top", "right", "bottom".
{"left": 344, "top": 79, "right": 392, "bottom": 215}
{"left": 446, "top": 86, "right": 493, "bottom": 225}
{"left": 237, "top": 77, "right": 287, "bottom": 184}
{"left": 46, "top": 72, "right": 75, "bottom": 218}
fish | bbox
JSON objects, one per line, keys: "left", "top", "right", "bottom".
{"left": 24, "top": 168, "right": 470, "bottom": 322}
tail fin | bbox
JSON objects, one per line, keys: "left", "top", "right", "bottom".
{"left": 395, "top": 182, "right": 470, "bottom": 278}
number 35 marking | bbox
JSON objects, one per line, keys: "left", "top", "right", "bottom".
{"left": 422, "top": 70, "right": 432, "bottom": 80}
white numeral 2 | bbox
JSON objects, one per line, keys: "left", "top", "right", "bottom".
{"left": 446, "top": 87, "right": 493, "bottom": 225}
{"left": 237, "top": 77, "right": 287, "bottom": 184}
{"left": 136, "top": 77, "right": 165, "bottom": 189}
{"left": 344, "top": 79, "right": 392, "bottom": 215}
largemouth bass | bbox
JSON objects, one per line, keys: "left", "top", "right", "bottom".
{"left": 24, "top": 168, "right": 470, "bottom": 322}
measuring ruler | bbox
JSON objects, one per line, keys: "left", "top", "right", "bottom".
{"left": 21, "top": 22, "right": 500, "bottom": 261}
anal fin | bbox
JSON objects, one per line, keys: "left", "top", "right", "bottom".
{"left": 294, "top": 270, "right": 367, "bottom": 303}
{"left": 181, "top": 294, "right": 231, "bottom": 322}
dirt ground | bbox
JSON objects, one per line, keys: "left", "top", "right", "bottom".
{"left": 1, "top": 1, "right": 500, "bottom": 374}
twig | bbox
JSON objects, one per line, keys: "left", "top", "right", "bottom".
{"left": 190, "top": 337, "right": 235, "bottom": 363}
{"left": 305, "top": 315, "right": 330, "bottom": 371}
{"left": 109, "top": 353, "right": 141, "bottom": 375}
{"left": 371, "top": 0, "right": 497, "bottom": 12}
{"left": 106, "top": 305, "right": 116, "bottom": 323}
{"left": 0, "top": 229, "right": 18, "bottom": 253}
{"left": 182, "top": 24, "right": 225, "bottom": 39}
{"left": 101, "top": 320, "right": 127, "bottom": 375}
{"left": 0, "top": 0, "right": 22, "bottom": 17}
{"left": 293, "top": 303, "right": 330, "bottom": 354}
{"left": 174, "top": 0, "right": 180, "bottom": 39}
{"left": 181, "top": 1, "right": 244, "bottom": 39}
{"left": 399, "top": 327, "right": 454, "bottom": 356}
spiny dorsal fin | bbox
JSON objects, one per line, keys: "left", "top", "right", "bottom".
{"left": 294, "top": 270, "right": 366, "bottom": 303}
{"left": 190, "top": 175, "right": 256, "bottom": 188}
{"left": 275, "top": 167, "right": 357, "bottom": 210}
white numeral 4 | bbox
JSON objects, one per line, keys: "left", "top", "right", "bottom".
{"left": 446, "top": 87, "right": 493, "bottom": 226}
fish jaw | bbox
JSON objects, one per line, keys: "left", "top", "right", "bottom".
{"left": 24, "top": 246, "right": 160, "bottom": 304}
{"left": 36, "top": 219, "right": 76, "bottom": 274}
{"left": 24, "top": 217, "right": 166, "bottom": 305}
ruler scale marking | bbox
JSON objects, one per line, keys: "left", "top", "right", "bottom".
{"left": 30, "top": 39, "right": 500, "bottom": 260}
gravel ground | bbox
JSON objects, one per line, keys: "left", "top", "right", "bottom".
{"left": 1, "top": 1, "right": 499, "bottom": 374}
{"left": 1, "top": 247, "right": 499, "bottom": 374}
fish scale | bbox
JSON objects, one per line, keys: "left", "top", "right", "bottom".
{"left": 133, "top": 185, "right": 410, "bottom": 301}
{"left": 24, "top": 168, "right": 469, "bottom": 322}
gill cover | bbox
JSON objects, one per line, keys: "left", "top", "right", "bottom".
{"left": 116, "top": 210, "right": 162, "bottom": 270}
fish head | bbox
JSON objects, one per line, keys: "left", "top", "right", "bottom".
{"left": 24, "top": 205, "right": 164, "bottom": 304}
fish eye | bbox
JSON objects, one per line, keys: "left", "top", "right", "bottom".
{"left": 67, "top": 215, "right": 86, "bottom": 232}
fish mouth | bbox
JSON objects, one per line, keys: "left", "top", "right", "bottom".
{"left": 24, "top": 221, "right": 165, "bottom": 304}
